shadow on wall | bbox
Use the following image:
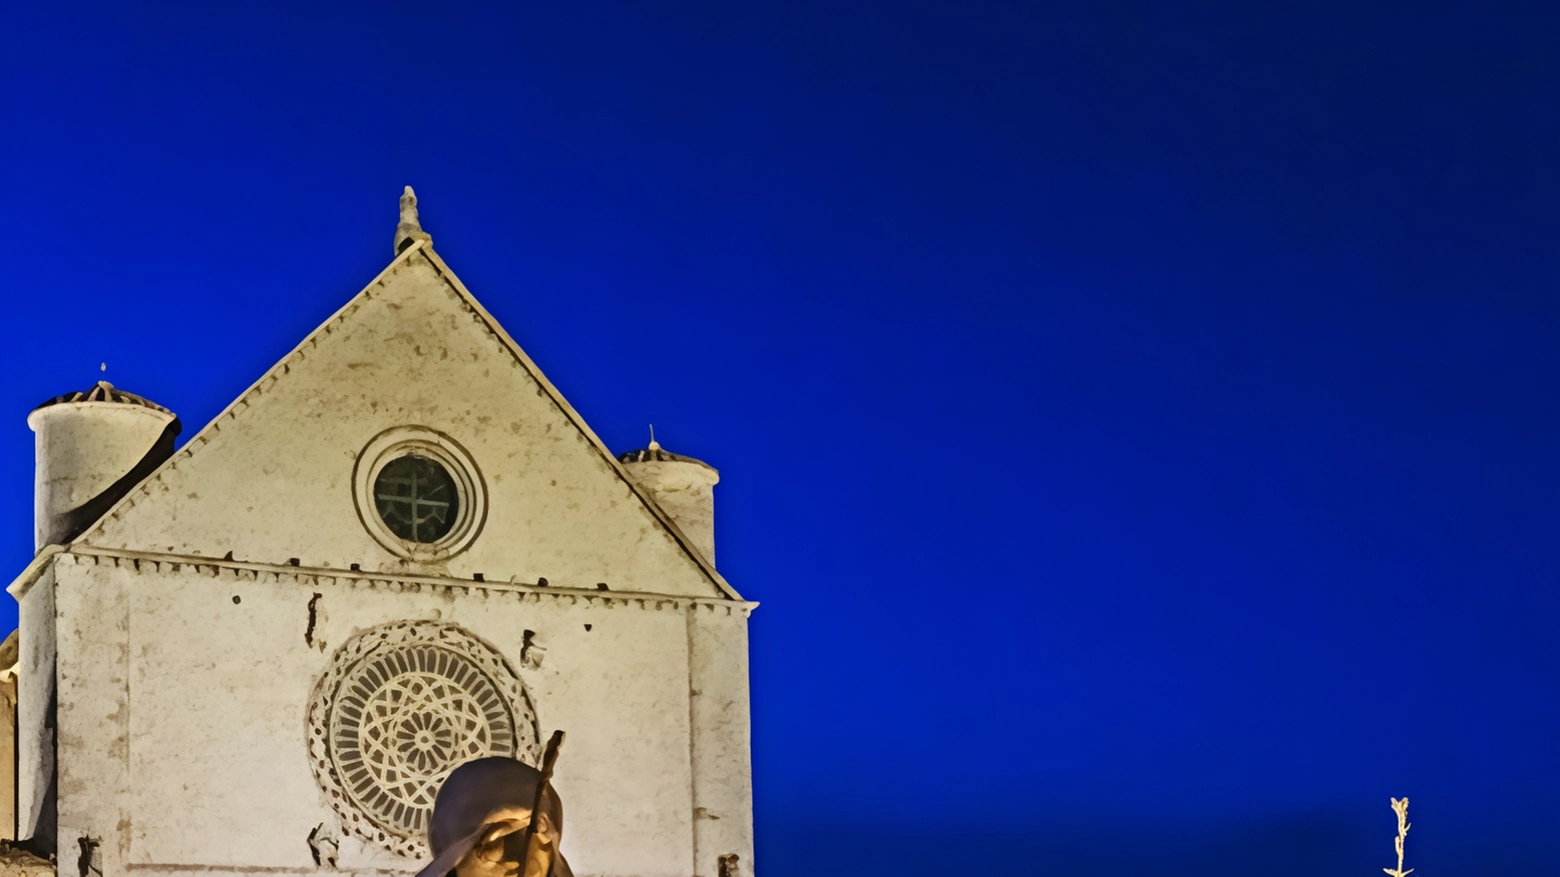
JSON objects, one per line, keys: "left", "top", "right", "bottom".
{"left": 760, "top": 816, "right": 1384, "bottom": 877}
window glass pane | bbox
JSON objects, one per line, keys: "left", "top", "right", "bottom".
{"left": 373, "top": 455, "right": 458, "bottom": 543}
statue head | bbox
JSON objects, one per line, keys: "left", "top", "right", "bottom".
{"left": 415, "top": 757, "right": 567, "bottom": 877}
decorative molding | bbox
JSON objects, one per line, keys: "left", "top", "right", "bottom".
{"left": 5, "top": 544, "right": 64, "bottom": 599}
{"left": 351, "top": 426, "right": 488, "bottom": 561}
{"left": 21, "top": 547, "right": 757, "bottom": 615}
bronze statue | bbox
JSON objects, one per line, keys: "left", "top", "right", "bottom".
{"left": 416, "top": 733, "right": 573, "bottom": 877}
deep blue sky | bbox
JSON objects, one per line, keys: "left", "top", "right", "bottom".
{"left": 4, "top": 2, "right": 1557, "bottom": 874}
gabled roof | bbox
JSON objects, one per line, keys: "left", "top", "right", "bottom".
{"left": 74, "top": 240, "right": 741, "bottom": 602}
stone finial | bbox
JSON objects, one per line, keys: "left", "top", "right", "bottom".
{"left": 394, "top": 185, "right": 433, "bottom": 255}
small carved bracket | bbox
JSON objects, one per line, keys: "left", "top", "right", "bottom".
{"left": 520, "top": 629, "right": 546, "bottom": 670}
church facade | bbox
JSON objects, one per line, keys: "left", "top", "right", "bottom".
{"left": 4, "top": 190, "right": 755, "bottom": 877}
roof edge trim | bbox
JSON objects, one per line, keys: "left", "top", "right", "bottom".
{"left": 417, "top": 247, "right": 744, "bottom": 602}
{"left": 73, "top": 240, "right": 434, "bottom": 547}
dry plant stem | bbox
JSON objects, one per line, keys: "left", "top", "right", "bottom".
{"left": 1383, "top": 797, "right": 1412, "bottom": 877}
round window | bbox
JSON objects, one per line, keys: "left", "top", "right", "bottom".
{"left": 353, "top": 427, "right": 486, "bottom": 560}
{"left": 306, "top": 621, "right": 540, "bottom": 858}
{"left": 373, "top": 455, "right": 460, "bottom": 543}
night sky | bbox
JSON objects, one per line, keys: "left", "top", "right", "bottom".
{"left": 4, "top": 2, "right": 1557, "bottom": 875}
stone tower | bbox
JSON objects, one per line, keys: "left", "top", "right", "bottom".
{"left": 27, "top": 382, "right": 179, "bottom": 550}
{"left": 618, "top": 440, "right": 720, "bottom": 566}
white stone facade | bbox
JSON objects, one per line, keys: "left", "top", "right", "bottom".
{"left": 5, "top": 231, "right": 755, "bottom": 877}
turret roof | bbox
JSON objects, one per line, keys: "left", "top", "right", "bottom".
{"left": 34, "top": 380, "right": 172, "bottom": 415}
{"left": 617, "top": 442, "right": 715, "bottom": 471}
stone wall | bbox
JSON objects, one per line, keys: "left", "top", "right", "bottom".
{"left": 0, "top": 630, "right": 17, "bottom": 844}
{"left": 40, "top": 549, "right": 752, "bottom": 877}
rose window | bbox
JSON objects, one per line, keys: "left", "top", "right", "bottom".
{"left": 308, "top": 622, "right": 540, "bottom": 858}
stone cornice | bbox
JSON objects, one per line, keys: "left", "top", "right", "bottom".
{"left": 6, "top": 545, "right": 63, "bottom": 600}
{"left": 8, "top": 546, "right": 757, "bottom": 616}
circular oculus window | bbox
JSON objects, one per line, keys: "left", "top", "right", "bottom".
{"left": 374, "top": 456, "right": 459, "bottom": 543}
{"left": 354, "top": 427, "right": 486, "bottom": 559}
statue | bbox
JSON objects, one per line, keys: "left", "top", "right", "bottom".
{"left": 415, "top": 733, "right": 573, "bottom": 877}
{"left": 395, "top": 185, "right": 434, "bottom": 255}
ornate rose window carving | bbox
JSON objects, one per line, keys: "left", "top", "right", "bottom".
{"left": 308, "top": 621, "right": 540, "bottom": 857}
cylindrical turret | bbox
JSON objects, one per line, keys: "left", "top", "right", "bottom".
{"left": 618, "top": 440, "right": 720, "bottom": 566}
{"left": 27, "top": 381, "right": 180, "bottom": 550}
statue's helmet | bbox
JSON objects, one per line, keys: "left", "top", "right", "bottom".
{"left": 414, "top": 757, "right": 566, "bottom": 877}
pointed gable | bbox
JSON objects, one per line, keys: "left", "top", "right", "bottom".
{"left": 79, "top": 242, "right": 738, "bottom": 600}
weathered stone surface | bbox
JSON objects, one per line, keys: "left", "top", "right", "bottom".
{"left": 8, "top": 212, "right": 755, "bottom": 877}
{"left": 0, "top": 631, "right": 15, "bottom": 844}
{"left": 28, "top": 389, "right": 175, "bottom": 550}
{"left": 78, "top": 243, "right": 732, "bottom": 600}
{"left": 620, "top": 444, "right": 720, "bottom": 567}
{"left": 394, "top": 186, "right": 434, "bottom": 255}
